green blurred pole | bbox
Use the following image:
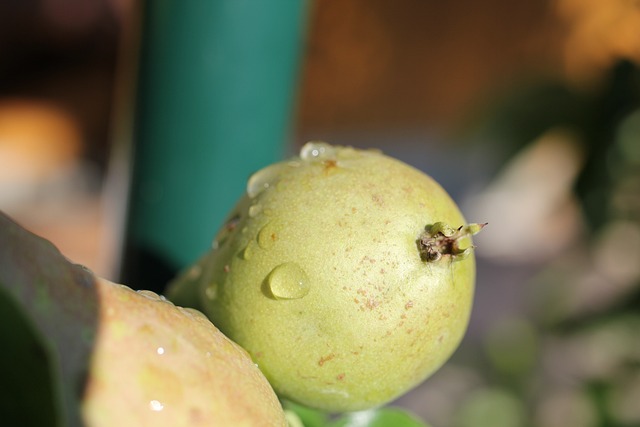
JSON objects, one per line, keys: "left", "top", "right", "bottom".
{"left": 120, "top": 1, "right": 309, "bottom": 291}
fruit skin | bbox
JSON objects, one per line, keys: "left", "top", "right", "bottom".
{"left": 168, "top": 142, "right": 477, "bottom": 412}
{"left": 82, "top": 277, "right": 287, "bottom": 427}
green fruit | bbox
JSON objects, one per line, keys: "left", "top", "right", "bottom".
{"left": 82, "top": 277, "right": 287, "bottom": 427}
{"left": 168, "top": 142, "right": 482, "bottom": 412}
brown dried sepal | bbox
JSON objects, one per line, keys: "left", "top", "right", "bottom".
{"left": 417, "top": 222, "right": 487, "bottom": 263}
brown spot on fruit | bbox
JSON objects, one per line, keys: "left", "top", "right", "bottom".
{"left": 323, "top": 159, "right": 338, "bottom": 174}
{"left": 318, "top": 354, "right": 335, "bottom": 367}
{"left": 225, "top": 214, "right": 240, "bottom": 231}
{"left": 365, "top": 298, "right": 379, "bottom": 310}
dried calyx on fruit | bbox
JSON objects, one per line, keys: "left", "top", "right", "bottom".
{"left": 417, "top": 222, "right": 487, "bottom": 262}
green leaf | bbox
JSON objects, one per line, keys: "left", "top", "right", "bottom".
{"left": 329, "top": 407, "right": 431, "bottom": 427}
{"left": 0, "top": 211, "right": 100, "bottom": 427}
{"left": 0, "top": 288, "right": 57, "bottom": 426}
{"left": 282, "top": 400, "right": 330, "bottom": 427}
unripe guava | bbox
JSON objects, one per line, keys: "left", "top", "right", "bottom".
{"left": 82, "top": 277, "right": 287, "bottom": 427}
{"left": 168, "top": 142, "right": 482, "bottom": 412}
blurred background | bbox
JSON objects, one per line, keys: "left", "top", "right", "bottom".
{"left": 1, "top": 0, "right": 639, "bottom": 426}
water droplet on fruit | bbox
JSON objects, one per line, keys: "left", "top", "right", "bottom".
{"left": 241, "top": 242, "right": 254, "bottom": 260}
{"left": 258, "top": 222, "right": 279, "bottom": 249}
{"left": 247, "top": 164, "right": 283, "bottom": 198}
{"left": 149, "top": 399, "right": 164, "bottom": 411}
{"left": 137, "top": 290, "right": 162, "bottom": 301}
{"left": 300, "top": 141, "right": 336, "bottom": 161}
{"left": 248, "top": 203, "right": 262, "bottom": 218}
{"left": 267, "top": 263, "right": 310, "bottom": 300}
{"left": 158, "top": 294, "right": 172, "bottom": 304}
{"left": 204, "top": 282, "right": 218, "bottom": 301}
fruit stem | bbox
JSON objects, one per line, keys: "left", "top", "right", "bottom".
{"left": 417, "top": 222, "right": 487, "bottom": 262}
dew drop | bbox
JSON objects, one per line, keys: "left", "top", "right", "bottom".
{"left": 257, "top": 221, "right": 279, "bottom": 249}
{"left": 204, "top": 282, "right": 218, "bottom": 301}
{"left": 267, "top": 263, "right": 310, "bottom": 300}
{"left": 156, "top": 347, "right": 165, "bottom": 355}
{"left": 247, "top": 163, "right": 283, "bottom": 198}
{"left": 248, "top": 204, "right": 262, "bottom": 218}
{"left": 300, "top": 141, "right": 336, "bottom": 161}
{"left": 137, "top": 290, "right": 162, "bottom": 301}
{"left": 158, "top": 294, "right": 172, "bottom": 305}
{"left": 241, "top": 242, "right": 254, "bottom": 260}
{"left": 149, "top": 400, "right": 164, "bottom": 412}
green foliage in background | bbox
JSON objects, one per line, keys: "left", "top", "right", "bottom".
{"left": 283, "top": 400, "right": 430, "bottom": 427}
{"left": 453, "top": 60, "right": 640, "bottom": 427}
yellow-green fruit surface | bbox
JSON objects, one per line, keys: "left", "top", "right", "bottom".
{"left": 169, "top": 143, "right": 476, "bottom": 412}
{"left": 82, "top": 277, "right": 287, "bottom": 427}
